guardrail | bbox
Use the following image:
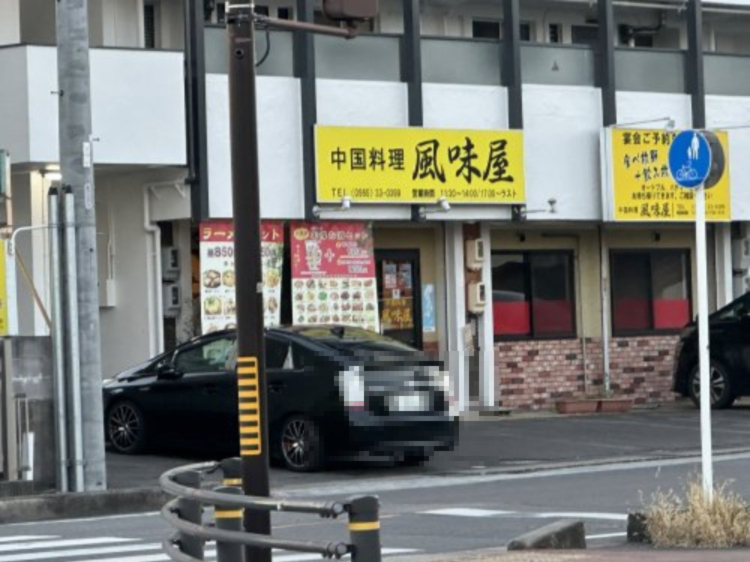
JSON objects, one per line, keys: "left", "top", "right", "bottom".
{"left": 160, "top": 459, "right": 382, "bottom": 562}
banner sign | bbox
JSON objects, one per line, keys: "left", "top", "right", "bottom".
{"left": 200, "top": 220, "right": 284, "bottom": 334}
{"left": 290, "top": 221, "right": 379, "bottom": 333}
{"left": 603, "top": 128, "right": 731, "bottom": 221}
{"left": 0, "top": 242, "right": 8, "bottom": 336}
{"left": 315, "top": 126, "right": 525, "bottom": 205}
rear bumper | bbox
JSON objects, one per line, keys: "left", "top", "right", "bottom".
{"left": 340, "top": 412, "right": 458, "bottom": 456}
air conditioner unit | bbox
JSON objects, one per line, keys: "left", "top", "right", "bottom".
{"left": 162, "top": 247, "right": 180, "bottom": 280}
{"left": 467, "top": 281, "right": 487, "bottom": 314}
{"left": 163, "top": 283, "right": 182, "bottom": 318}
{"left": 465, "top": 239, "right": 485, "bottom": 271}
{"left": 732, "top": 238, "right": 750, "bottom": 270}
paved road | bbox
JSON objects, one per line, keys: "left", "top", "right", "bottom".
{"left": 8, "top": 449, "right": 750, "bottom": 561}
{"left": 107, "top": 402, "right": 750, "bottom": 490}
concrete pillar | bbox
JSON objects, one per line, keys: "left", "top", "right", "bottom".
{"left": 714, "top": 223, "right": 733, "bottom": 307}
{"left": 478, "top": 223, "right": 495, "bottom": 409}
{"left": 444, "top": 223, "right": 468, "bottom": 414}
{"left": 0, "top": 0, "right": 21, "bottom": 45}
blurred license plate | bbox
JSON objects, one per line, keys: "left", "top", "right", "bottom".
{"left": 389, "top": 393, "right": 429, "bottom": 412}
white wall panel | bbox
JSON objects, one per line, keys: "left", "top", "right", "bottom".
{"left": 317, "top": 79, "right": 408, "bottom": 126}
{"left": 0, "top": 47, "right": 29, "bottom": 162}
{"left": 423, "top": 84, "right": 508, "bottom": 130}
{"left": 523, "top": 85, "right": 603, "bottom": 221}
{"left": 206, "top": 75, "right": 304, "bottom": 219}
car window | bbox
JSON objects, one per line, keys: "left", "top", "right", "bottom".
{"left": 174, "top": 337, "right": 236, "bottom": 374}
{"left": 716, "top": 294, "right": 750, "bottom": 322}
{"left": 266, "top": 338, "right": 292, "bottom": 370}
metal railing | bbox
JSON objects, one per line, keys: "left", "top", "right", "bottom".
{"left": 161, "top": 459, "right": 382, "bottom": 562}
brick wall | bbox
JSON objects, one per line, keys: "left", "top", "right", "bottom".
{"left": 496, "top": 335, "right": 679, "bottom": 411}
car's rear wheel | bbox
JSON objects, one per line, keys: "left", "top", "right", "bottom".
{"left": 689, "top": 361, "right": 735, "bottom": 410}
{"left": 107, "top": 401, "right": 148, "bottom": 454}
{"left": 279, "top": 416, "right": 325, "bottom": 472}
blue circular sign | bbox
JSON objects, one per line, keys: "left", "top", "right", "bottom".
{"left": 668, "top": 130, "right": 712, "bottom": 189}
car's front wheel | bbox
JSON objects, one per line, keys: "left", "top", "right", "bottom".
{"left": 279, "top": 415, "right": 325, "bottom": 472}
{"left": 689, "top": 361, "right": 735, "bottom": 410}
{"left": 107, "top": 401, "right": 148, "bottom": 454}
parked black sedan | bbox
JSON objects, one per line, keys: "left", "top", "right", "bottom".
{"left": 672, "top": 292, "right": 750, "bottom": 409}
{"left": 103, "top": 325, "right": 457, "bottom": 471}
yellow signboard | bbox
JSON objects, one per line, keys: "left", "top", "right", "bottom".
{"left": 610, "top": 128, "right": 730, "bottom": 221}
{"left": 315, "top": 126, "right": 525, "bottom": 205}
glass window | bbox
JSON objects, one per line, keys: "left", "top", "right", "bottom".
{"left": 265, "top": 338, "right": 290, "bottom": 370}
{"left": 174, "top": 337, "right": 235, "bottom": 374}
{"left": 492, "top": 251, "right": 576, "bottom": 339}
{"left": 611, "top": 250, "right": 691, "bottom": 335}
{"left": 472, "top": 19, "right": 501, "bottom": 40}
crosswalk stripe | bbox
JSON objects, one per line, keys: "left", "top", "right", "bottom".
{"left": 0, "top": 539, "right": 58, "bottom": 545}
{"left": 0, "top": 538, "right": 136, "bottom": 553}
{"left": 0, "top": 543, "right": 158, "bottom": 562}
{"left": 419, "top": 508, "right": 515, "bottom": 517}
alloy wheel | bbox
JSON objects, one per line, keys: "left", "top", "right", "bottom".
{"left": 108, "top": 403, "right": 143, "bottom": 453}
{"left": 691, "top": 366, "right": 726, "bottom": 406}
{"left": 282, "top": 419, "right": 312, "bottom": 470}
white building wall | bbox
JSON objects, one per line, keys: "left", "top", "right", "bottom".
{"left": 0, "top": 47, "right": 29, "bottom": 162}
{"left": 0, "top": 0, "right": 20, "bottom": 45}
{"left": 523, "top": 85, "right": 603, "bottom": 221}
{"left": 16, "top": 46, "right": 186, "bottom": 166}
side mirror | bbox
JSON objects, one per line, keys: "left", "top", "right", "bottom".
{"left": 157, "top": 364, "right": 182, "bottom": 380}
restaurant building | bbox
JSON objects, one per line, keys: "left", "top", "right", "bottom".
{"left": 2, "top": 0, "right": 750, "bottom": 412}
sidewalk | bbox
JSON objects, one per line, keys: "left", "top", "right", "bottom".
{"left": 395, "top": 548, "right": 750, "bottom": 562}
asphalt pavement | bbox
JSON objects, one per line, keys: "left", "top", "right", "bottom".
{"left": 107, "top": 400, "right": 750, "bottom": 490}
{"left": 7, "top": 451, "right": 750, "bottom": 561}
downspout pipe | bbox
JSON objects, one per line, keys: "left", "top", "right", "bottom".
{"left": 143, "top": 185, "right": 168, "bottom": 357}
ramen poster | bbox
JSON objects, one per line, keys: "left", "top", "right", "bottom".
{"left": 290, "top": 221, "right": 379, "bottom": 333}
{"left": 200, "top": 220, "right": 284, "bottom": 334}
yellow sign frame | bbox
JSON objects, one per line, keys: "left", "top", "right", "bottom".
{"left": 315, "top": 125, "right": 525, "bottom": 205}
{"left": 603, "top": 128, "right": 731, "bottom": 222}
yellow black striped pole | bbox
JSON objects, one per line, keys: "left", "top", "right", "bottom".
{"left": 237, "top": 356, "right": 261, "bottom": 456}
{"left": 214, "top": 486, "right": 244, "bottom": 562}
{"left": 348, "top": 496, "right": 382, "bottom": 562}
{"left": 228, "top": 10, "right": 271, "bottom": 562}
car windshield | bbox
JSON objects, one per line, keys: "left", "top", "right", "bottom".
{"left": 714, "top": 292, "right": 750, "bottom": 322}
{"left": 292, "top": 326, "right": 418, "bottom": 354}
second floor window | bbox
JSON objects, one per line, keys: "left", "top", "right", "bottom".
{"left": 611, "top": 249, "right": 692, "bottom": 335}
{"left": 492, "top": 251, "right": 576, "bottom": 340}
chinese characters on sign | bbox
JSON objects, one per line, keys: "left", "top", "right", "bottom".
{"left": 290, "top": 222, "right": 379, "bottom": 333}
{"left": 609, "top": 129, "right": 731, "bottom": 221}
{"left": 316, "top": 126, "right": 525, "bottom": 205}
{"left": 199, "top": 220, "right": 284, "bottom": 334}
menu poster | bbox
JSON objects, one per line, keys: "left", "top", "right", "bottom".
{"left": 380, "top": 260, "right": 414, "bottom": 331}
{"left": 290, "top": 221, "right": 380, "bottom": 333}
{"left": 200, "top": 220, "right": 285, "bottom": 334}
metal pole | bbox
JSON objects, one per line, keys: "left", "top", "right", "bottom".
{"left": 215, "top": 486, "right": 245, "bottom": 562}
{"left": 695, "top": 184, "right": 713, "bottom": 502}
{"left": 174, "top": 470, "right": 205, "bottom": 559}
{"left": 55, "top": 0, "right": 107, "bottom": 491}
{"left": 599, "top": 225, "right": 612, "bottom": 396}
{"left": 48, "top": 187, "right": 69, "bottom": 493}
{"left": 348, "top": 496, "right": 382, "bottom": 562}
{"left": 63, "top": 189, "right": 85, "bottom": 492}
{"left": 227, "top": 7, "right": 272, "bottom": 562}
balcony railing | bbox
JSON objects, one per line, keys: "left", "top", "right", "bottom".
{"left": 422, "top": 37, "right": 502, "bottom": 85}
{"left": 521, "top": 44, "right": 595, "bottom": 86}
{"left": 705, "top": 53, "right": 750, "bottom": 96}
{"left": 615, "top": 48, "right": 686, "bottom": 94}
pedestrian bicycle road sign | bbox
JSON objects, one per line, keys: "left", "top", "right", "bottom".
{"left": 668, "top": 131, "right": 711, "bottom": 189}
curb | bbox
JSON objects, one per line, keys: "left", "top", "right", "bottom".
{"left": 0, "top": 487, "right": 169, "bottom": 524}
{"left": 506, "top": 520, "right": 586, "bottom": 551}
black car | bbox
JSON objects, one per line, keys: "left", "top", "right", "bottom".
{"left": 103, "top": 325, "right": 457, "bottom": 471}
{"left": 672, "top": 292, "right": 750, "bottom": 409}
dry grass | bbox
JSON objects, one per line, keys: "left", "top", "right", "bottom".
{"left": 644, "top": 475, "right": 750, "bottom": 548}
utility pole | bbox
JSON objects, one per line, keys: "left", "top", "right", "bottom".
{"left": 56, "top": 0, "right": 107, "bottom": 491}
{"left": 225, "top": 2, "right": 374, "bottom": 559}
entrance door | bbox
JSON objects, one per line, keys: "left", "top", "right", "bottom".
{"left": 375, "top": 250, "right": 423, "bottom": 349}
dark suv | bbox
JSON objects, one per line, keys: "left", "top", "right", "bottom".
{"left": 673, "top": 292, "right": 750, "bottom": 409}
